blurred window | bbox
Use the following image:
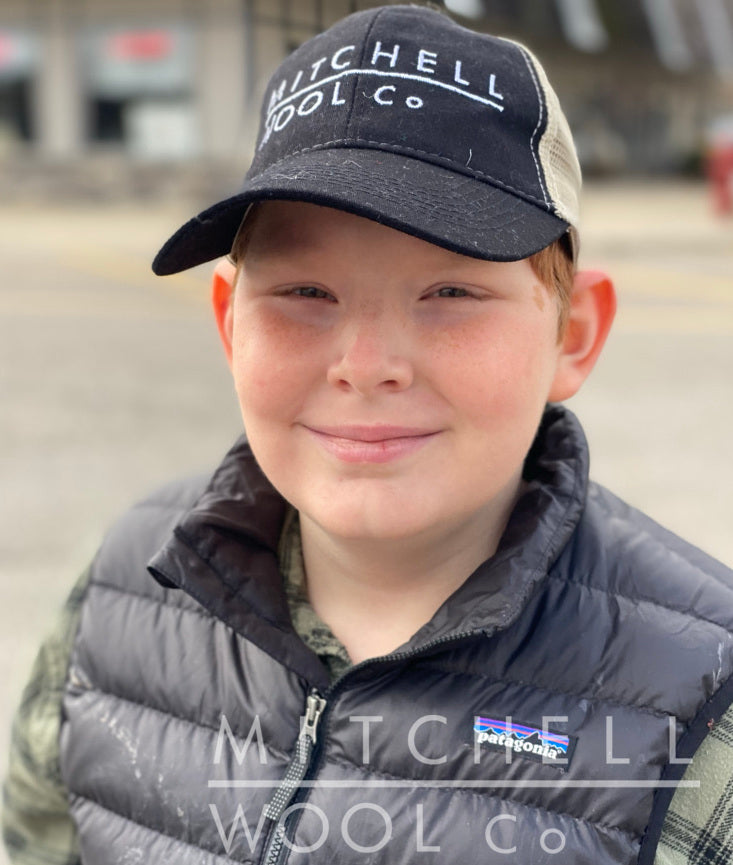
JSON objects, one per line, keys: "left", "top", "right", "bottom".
{"left": 696, "top": 0, "right": 733, "bottom": 79}
{"left": 82, "top": 23, "right": 198, "bottom": 159}
{"left": 641, "top": 0, "right": 694, "bottom": 71}
{"left": 555, "top": 0, "right": 609, "bottom": 52}
{"left": 0, "top": 28, "right": 38, "bottom": 144}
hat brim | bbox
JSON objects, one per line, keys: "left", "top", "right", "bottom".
{"left": 152, "top": 148, "right": 570, "bottom": 276}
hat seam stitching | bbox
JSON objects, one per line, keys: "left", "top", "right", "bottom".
{"left": 516, "top": 46, "right": 551, "bottom": 209}
{"left": 260, "top": 139, "right": 553, "bottom": 210}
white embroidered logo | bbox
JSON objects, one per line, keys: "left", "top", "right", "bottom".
{"left": 260, "top": 41, "right": 506, "bottom": 147}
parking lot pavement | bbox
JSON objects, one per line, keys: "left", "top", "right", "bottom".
{"left": 569, "top": 180, "right": 733, "bottom": 566}
{"left": 0, "top": 181, "right": 731, "bottom": 859}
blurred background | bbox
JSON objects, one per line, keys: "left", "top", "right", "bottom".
{"left": 1, "top": 2, "right": 732, "bottom": 860}
{"left": 2, "top": 0, "right": 733, "bottom": 185}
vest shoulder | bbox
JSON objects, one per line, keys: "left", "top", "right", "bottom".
{"left": 88, "top": 473, "right": 210, "bottom": 597}
{"left": 560, "top": 480, "right": 733, "bottom": 627}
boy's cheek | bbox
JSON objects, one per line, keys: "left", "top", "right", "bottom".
{"left": 231, "top": 337, "right": 315, "bottom": 424}
{"left": 232, "top": 335, "right": 290, "bottom": 396}
{"left": 464, "top": 334, "right": 559, "bottom": 404}
{"left": 233, "top": 367, "right": 304, "bottom": 423}
{"left": 233, "top": 304, "right": 332, "bottom": 365}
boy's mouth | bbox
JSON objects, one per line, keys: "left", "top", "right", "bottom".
{"left": 301, "top": 424, "right": 440, "bottom": 463}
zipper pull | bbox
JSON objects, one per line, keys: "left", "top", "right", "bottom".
{"left": 302, "top": 691, "right": 327, "bottom": 745}
{"left": 263, "top": 689, "right": 327, "bottom": 825}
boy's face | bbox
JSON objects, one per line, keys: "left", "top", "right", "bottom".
{"left": 217, "top": 201, "right": 578, "bottom": 543}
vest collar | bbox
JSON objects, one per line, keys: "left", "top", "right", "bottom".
{"left": 406, "top": 403, "right": 588, "bottom": 648}
{"left": 147, "top": 404, "right": 588, "bottom": 685}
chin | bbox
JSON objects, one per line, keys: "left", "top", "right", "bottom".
{"left": 304, "top": 498, "right": 437, "bottom": 542}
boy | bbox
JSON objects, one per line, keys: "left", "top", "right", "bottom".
{"left": 5, "top": 5, "right": 733, "bottom": 865}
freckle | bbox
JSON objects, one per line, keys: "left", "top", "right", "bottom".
{"left": 532, "top": 283, "right": 546, "bottom": 312}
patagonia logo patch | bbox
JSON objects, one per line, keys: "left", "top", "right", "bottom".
{"left": 474, "top": 717, "right": 576, "bottom": 767}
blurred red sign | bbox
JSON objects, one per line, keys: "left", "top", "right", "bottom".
{"left": 107, "top": 30, "right": 173, "bottom": 61}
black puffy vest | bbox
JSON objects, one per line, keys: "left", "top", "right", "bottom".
{"left": 60, "top": 406, "right": 733, "bottom": 864}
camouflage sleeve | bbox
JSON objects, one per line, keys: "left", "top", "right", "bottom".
{"left": 2, "top": 568, "right": 91, "bottom": 865}
{"left": 655, "top": 703, "right": 733, "bottom": 864}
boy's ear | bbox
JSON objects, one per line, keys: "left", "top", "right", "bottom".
{"left": 548, "top": 269, "right": 616, "bottom": 402}
{"left": 211, "top": 258, "right": 237, "bottom": 369}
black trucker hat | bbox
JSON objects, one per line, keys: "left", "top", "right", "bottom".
{"left": 152, "top": 4, "right": 581, "bottom": 276}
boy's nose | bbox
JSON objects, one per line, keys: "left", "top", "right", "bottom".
{"left": 326, "top": 310, "right": 414, "bottom": 396}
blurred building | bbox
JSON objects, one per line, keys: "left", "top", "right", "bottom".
{"left": 1, "top": 0, "right": 732, "bottom": 198}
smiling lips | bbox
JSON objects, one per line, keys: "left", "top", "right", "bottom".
{"left": 303, "top": 425, "right": 441, "bottom": 463}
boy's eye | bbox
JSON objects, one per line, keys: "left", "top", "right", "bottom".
{"left": 291, "top": 286, "right": 335, "bottom": 301}
{"left": 431, "top": 286, "right": 471, "bottom": 299}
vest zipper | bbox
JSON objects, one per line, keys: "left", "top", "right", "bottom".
{"left": 261, "top": 688, "right": 327, "bottom": 865}
{"left": 258, "top": 630, "right": 483, "bottom": 865}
